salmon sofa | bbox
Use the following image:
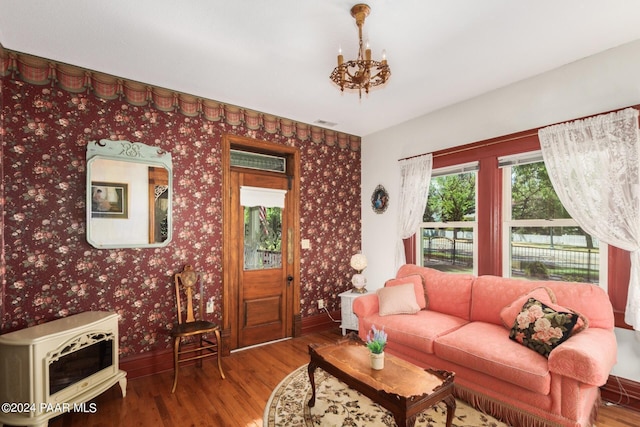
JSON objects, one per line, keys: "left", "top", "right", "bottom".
{"left": 352, "top": 264, "right": 617, "bottom": 427}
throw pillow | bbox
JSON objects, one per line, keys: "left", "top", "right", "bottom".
{"left": 540, "top": 301, "right": 589, "bottom": 335}
{"left": 384, "top": 274, "right": 427, "bottom": 309}
{"left": 500, "top": 287, "right": 556, "bottom": 330}
{"left": 509, "top": 298, "right": 579, "bottom": 358}
{"left": 377, "top": 283, "right": 421, "bottom": 316}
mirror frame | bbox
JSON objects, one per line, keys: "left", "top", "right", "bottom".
{"left": 86, "top": 139, "right": 173, "bottom": 249}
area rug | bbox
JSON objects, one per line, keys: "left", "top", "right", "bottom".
{"left": 264, "top": 364, "right": 510, "bottom": 427}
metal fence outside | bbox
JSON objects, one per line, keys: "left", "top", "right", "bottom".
{"left": 422, "top": 237, "right": 473, "bottom": 268}
{"left": 510, "top": 243, "right": 599, "bottom": 283}
{"left": 421, "top": 236, "right": 599, "bottom": 283}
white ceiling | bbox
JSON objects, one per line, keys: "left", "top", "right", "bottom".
{"left": 3, "top": 0, "right": 640, "bottom": 137}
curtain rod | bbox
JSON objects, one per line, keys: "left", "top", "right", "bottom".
{"left": 397, "top": 152, "right": 431, "bottom": 162}
{"left": 398, "top": 131, "right": 539, "bottom": 162}
{"left": 397, "top": 105, "right": 640, "bottom": 162}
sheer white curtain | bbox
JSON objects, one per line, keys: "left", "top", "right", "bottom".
{"left": 396, "top": 154, "right": 433, "bottom": 270}
{"left": 538, "top": 107, "right": 640, "bottom": 330}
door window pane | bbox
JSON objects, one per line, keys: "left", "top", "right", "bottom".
{"left": 244, "top": 206, "right": 282, "bottom": 270}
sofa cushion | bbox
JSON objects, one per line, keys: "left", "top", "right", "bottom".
{"left": 384, "top": 274, "right": 427, "bottom": 309}
{"left": 500, "top": 287, "right": 556, "bottom": 329}
{"left": 377, "top": 283, "right": 421, "bottom": 316}
{"left": 509, "top": 298, "right": 579, "bottom": 358}
{"left": 358, "top": 310, "right": 469, "bottom": 354}
{"left": 396, "top": 264, "right": 473, "bottom": 320}
{"left": 434, "top": 322, "right": 551, "bottom": 394}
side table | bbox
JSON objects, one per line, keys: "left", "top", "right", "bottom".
{"left": 339, "top": 289, "right": 372, "bottom": 335}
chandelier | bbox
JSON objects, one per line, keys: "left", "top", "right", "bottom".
{"left": 330, "top": 3, "right": 391, "bottom": 98}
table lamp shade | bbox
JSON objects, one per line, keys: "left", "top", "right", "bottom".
{"left": 350, "top": 254, "right": 367, "bottom": 272}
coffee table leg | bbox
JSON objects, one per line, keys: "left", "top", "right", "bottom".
{"left": 396, "top": 414, "right": 416, "bottom": 427}
{"left": 307, "top": 361, "right": 317, "bottom": 407}
{"left": 443, "top": 395, "right": 456, "bottom": 427}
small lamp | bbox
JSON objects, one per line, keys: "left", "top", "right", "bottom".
{"left": 350, "top": 253, "right": 368, "bottom": 293}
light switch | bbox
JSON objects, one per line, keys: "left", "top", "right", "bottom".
{"left": 301, "top": 239, "right": 311, "bottom": 249}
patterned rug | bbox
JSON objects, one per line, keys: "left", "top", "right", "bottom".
{"left": 263, "top": 364, "right": 510, "bottom": 427}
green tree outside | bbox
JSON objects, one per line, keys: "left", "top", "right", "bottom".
{"left": 423, "top": 173, "right": 475, "bottom": 223}
{"left": 510, "top": 163, "right": 569, "bottom": 221}
{"left": 420, "top": 163, "right": 598, "bottom": 282}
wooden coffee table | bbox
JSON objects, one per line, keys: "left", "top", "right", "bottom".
{"left": 308, "top": 334, "right": 455, "bottom": 427}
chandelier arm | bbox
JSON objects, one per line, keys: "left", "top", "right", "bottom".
{"left": 344, "top": 68, "right": 357, "bottom": 80}
{"left": 369, "top": 69, "right": 388, "bottom": 82}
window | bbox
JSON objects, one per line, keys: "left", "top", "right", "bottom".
{"left": 407, "top": 128, "right": 625, "bottom": 326}
{"left": 418, "top": 163, "right": 478, "bottom": 274}
{"left": 501, "top": 153, "right": 607, "bottom": 286}
{"left": 244, "top": 206, "right": 282, "bottom": 270}
{"left": 240, "top": 186, "right": 286, "bottom": 271}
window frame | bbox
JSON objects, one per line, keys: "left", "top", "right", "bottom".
{"left": 402, "top": 119, "right": 634, "bottom": 330}
{"left": 417, "top": 164, "right": 479, "bottom": 275}
{"left": 501, "top": 157, "right": 608, "bottom": 289}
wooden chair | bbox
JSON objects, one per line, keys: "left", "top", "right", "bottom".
{"left": 171, "top": 264, "right": 225, "bottom": 393}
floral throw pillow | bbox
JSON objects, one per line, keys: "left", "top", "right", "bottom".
{"left": 500, "top": 287, "right": 556, "bottom": 330}
{"left": 509, "top": 298, "right": 579, "bottom": 358}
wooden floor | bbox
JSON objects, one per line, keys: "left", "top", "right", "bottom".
{"left": 42, "top": 328, "right": 639, "bottom": 427}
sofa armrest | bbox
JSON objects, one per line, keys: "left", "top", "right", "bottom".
{"left": 548, "top": 328, "right": 617, "bottom": 386}
{"left": 352, "top": 293, "right": 379, "bottom": 318}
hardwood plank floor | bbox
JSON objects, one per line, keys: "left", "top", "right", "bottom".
{"left": 41, "top": 328, "right": 639, "bottom": 427}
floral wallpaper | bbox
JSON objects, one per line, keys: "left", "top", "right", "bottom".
{"left": 0, "top": 71, "right": 361, "bottom": 357}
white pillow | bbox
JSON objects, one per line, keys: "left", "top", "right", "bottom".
{"left": 377, "top": 283, "right": 421, "bottom": 316}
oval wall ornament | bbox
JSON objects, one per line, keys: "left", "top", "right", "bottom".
{"left": 371, "top": 184, "right": 389, "bottom": 214}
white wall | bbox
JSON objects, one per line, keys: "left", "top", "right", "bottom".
{"left": 361, "top": 39, "right": 640, "bottom": 382}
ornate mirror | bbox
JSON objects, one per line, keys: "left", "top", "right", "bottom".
{"left": 86, "top": 139, "right": 172, "bottom": 248}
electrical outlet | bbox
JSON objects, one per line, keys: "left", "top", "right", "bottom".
{"left": 206, "top": 297, "right": 214, "bottom": 314}
{"left": 317, "top": 299, "right": 324, "bottom": 309}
